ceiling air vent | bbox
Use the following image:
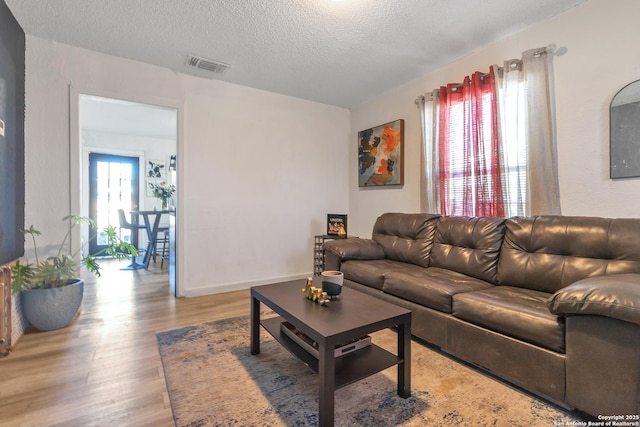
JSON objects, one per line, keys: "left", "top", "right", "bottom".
{"left": 186, "top": 55, "right": 230, "bottom": 74}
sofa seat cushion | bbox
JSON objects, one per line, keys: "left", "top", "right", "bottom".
{"left": 453, "top": 286, "right": 566, "bottom": 353}
{"left": 341, "top": 259, "right": 425, "bottom": 291}
{"left": 383, "top": 267, "right": 495, "bottom": 313}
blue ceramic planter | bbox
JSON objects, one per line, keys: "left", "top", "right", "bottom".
{"left": 21, "top": 279, "right": 84, "bottom": 331}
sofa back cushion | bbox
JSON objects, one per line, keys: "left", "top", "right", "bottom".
{"left": 497, "top": 216, "right": 640, "bottom": 293}
{"left": 372, "top": 213, "right": 441, "bottom": 268}
{"left": 430, "top": 216, "right": 507, "bottom": 284}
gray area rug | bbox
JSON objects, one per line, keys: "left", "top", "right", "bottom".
{"left": 157, "top": 315, "right": 581, "bottom": 426}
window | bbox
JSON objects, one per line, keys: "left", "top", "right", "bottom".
{"left": 418, "top": 47, "right": 560, "bottom": 217}
{"left": 89, "top": 153, "right": 140, "bottom": 255}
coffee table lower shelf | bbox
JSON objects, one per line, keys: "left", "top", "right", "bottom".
{"left": 261, "top": 316, "right": 401, "bottom": 390}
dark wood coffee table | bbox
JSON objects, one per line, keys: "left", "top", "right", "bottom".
{"left": 251, "top": 279, "right": 411, "bottom": 427}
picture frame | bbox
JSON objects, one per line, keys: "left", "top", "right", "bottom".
{"left": 358, "top": 119, "right": 404, "bottom": 187}
{"left": 146, "top": 159, "right": 166, "bottom": 179}
{"left": 610, "top": 79, "right": 640, "bottom": 179}
{"left": 327, "top": 214, "right": 348, "bottom": 237}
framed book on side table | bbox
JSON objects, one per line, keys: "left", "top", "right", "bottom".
{"left": 327, "top": 214, "right": 348, "bottom": 237}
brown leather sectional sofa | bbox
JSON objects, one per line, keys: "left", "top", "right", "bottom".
{"left": 323, "top": 213, "right": 640, "bottom": 418}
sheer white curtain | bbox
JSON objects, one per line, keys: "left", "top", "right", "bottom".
{"left": 419, "top": 46, "right": 561, "bottom": 217}
{"left": 494, "top": 46, "right": 561, "bottom": 215}
{"left": 417, "top": 90, "right": 440, "bottom": 214}
{"left": 522, "top": 47, "right": 561, "bottom": 215}
{"left": 494, "top": 59, "right": 527, "bottom": 216}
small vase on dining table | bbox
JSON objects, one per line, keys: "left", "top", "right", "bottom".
{"left": 162, "top": 200, "right": 168, "bottom": 210}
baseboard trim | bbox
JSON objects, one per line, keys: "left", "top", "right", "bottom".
{"left": 181, "top": 273, "right": 311, "bottom": 297}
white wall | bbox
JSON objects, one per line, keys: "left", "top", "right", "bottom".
{"left": 25, "top": 36, "right": 350, "bottom": 296}
{"left": 348, "top": 0, "right": 640, "bottom": 237}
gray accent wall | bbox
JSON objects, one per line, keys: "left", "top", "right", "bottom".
{"left": 0, "top": 0, "right": 25, "bottom": 264}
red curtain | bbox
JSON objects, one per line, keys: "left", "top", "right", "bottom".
{"left": 438, "top": 68, "right": 505, "bottom": 217}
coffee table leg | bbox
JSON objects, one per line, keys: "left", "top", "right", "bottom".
{"left": 397, "top": 318, "right": 411, "bottom": 398}
{"left": 250, "top": 295, "right": 260, "bottom": 355}
{"left": 318, "top": 339, "right": 335, "bottom": 427}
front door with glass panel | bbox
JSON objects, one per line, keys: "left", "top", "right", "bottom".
{"left": 89, "top": 153, "right": 140, "bottom": 255}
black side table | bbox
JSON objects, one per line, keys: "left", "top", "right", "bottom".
{"left": 313, "top": 235, "right": 356, "bottom": 275}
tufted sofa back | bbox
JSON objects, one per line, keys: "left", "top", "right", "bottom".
{"left": 430, "top": 216, "right": 507, "bottom": 284}
{"left": 497, "top": 216, "right": 640, "bottom": 293}
{"left": 372, "top": 213, "right": 441, "bottom": 268}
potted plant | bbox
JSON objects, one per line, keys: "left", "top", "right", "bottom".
{"left": 149, "top": 181, "right": 176, "bottom": 210}
{"left": 11, "top": 215, "right": 137, "bottom": 331}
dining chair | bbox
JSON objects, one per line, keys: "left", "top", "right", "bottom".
{"left": 118, "top": 209, "right": 146, "bottom": 270}
{"left": 150, "top": 225, "right": 169, "bottom": 264}
{"left": 159, "top": 229, "right": 170, "bottom": 269}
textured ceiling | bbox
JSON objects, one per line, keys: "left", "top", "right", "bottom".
{"left": 6, "top": 0, "right": 586, "bottom": 108}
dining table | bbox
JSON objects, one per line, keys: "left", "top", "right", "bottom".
{"left": 130, "top": 209, "right": 170, "bottom": 269}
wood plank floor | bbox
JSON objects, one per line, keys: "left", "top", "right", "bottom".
{"left": 0, "top": 259, "right": 251, "bottom": 427}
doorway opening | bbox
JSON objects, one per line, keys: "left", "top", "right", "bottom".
{"left": 78, "top": 94, "right": 179, "bottom": 295}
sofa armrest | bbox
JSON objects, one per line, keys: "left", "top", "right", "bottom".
{"left": 547, "top": 273, "right": 640, "bottom": 326}
{"left": 323, "top": 238, "right": 385, "bottom": 261}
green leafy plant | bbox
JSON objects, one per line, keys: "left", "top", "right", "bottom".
{"left": 149, "top": 181, "right": 176, "bottom": 207}
{"left": 11, "top": 215, "right": 137, "bottom": 293}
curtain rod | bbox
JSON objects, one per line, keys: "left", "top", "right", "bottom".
{"left": 415, "top": 43, "right": 556, "bottom": 107}
{"left": 534, "top": 43, "right": 556, "bottom": 57}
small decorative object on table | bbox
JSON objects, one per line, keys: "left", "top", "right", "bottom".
{"left": 302, "top": 277, "right": 330, "bottom": 306}
{"left": 321, "top": 270, "right": 343, "bottom": 298}
{"left": 149, "top": 181, "right": 176, "bottom": 210}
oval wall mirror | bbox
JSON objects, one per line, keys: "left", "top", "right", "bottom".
{"left": 610, "top": 79, "right": 640, "bottom": 179}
